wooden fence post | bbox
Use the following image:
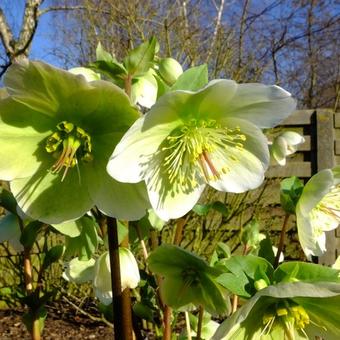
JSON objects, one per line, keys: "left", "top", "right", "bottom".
{"left": 315, "top": 109, "right": 339, "bottom": 265}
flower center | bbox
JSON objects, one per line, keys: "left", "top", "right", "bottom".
{"left": 45, "top": 121, "right": 93, "bottom": 181}
{"left": 311, "top": 184, "right": 340, "bottom": 231}
{"left": 159, "top": 119, "right": 246, "bottom": 191}
{"left": 261, "top": 301, "right": 310, "bottom": 337}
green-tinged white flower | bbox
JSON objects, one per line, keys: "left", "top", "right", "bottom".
{"left": 131, "top": 69, "right": 158, "bottom": 108}
{"left": 270, "top": 131, "right": 305, "bottom": 165}
{"left": 93, "top": 248, "right": 140, "bottom": 305}
{"left": 148, "top": 244, "right": 230, "bottom": 315}
{"left": 0, "top": 60, "right": 149, "bottom": 223}
{"left": 212, "top": 282, "right": 340, "bottom": 340}
{"left": 108, "top": 80, "right": 296, "bottom": 220}
{"left": 296, "top": 167, "right": 340, "bottom": 258}
{"left": 63, "top": 248, "right": 140, "bottom": 305}
{"left": 68, "top": 67, "right": 101, "bottom": 82}
{"left": 157, "top": 57, "right": 183, "bottom": 86}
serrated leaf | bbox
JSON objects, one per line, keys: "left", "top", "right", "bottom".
{"left": 171, "top": 64, "right": 208, "bottom": 91}
{"left": 124, "top": 37, "right": 157, "bottom": 76}
{"left": 258, "top": 236, "right": 275, "bottom": 265}
{"left": 89, "top": 60, "right": 127, "bottom": 79}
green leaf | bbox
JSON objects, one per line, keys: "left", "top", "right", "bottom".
{"left": 117, "top": 220, "right": 129, "bottom": 244}
{"left": 64, "top": 216, "right": 98, "bottom": 261}
{"left": 257, "top": 236, "right": 275, "bottom": 265}
{"left": 211, "top": 201, "right": 229, "bottom": 216}
{"left": 280, "top": 176, "right": 304, "bottom": 214}
{"left": 96, "top": 42, "right": 114, "bottom": 62}
{"left": 192, "top": 203, "right": 211, "bottom": 216}
{"left": 22, "top": 306, "right": 47, "bottom": 335}
{"left": 20, "top": 221, "right": 44, "bottom": 249}
{"left": 171, "top": 64, "right": 208, "bottom": 91}
{"left": 241, "top": 219, "right": 261, "bottom": 248}
{"left": 124, "top": 37, "right": 157, "bottom": 76}
{"left": 217, "top": 255, "right": 273, "bottom": 298}
{"left": 89, "top": 60, "right": 127, "bottom": 79}
{"left": 42, "top": 244, "right": 65, "bottom": 270}
{"left": 51, "top": 219, "right": 83, "bottom": 237}
{"left": 274, "top": 261, "right": 340, "bottom": 284}
{"left": 133, "top": 302, "right": 154, "bottom": 322}
{"left": 0, "top": 187, "right": 17, "bottom": 215}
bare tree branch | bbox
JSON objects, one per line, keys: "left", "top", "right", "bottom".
{"left": 0, "top": 8, "right": 15, "bottom": 56}
{"left": 38, "top": 5, "right": 88, "bottom": 17}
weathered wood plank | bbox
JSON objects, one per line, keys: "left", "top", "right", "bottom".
{"left": 281, "top": 110, "right": 314, "bottom": 125}
{"left": 316, "top": 109, "right": 335, "bottom": 171}
{"left": 335, "top": 139, "right": 340, "bottom": 155}
{"left": 334, "top": 112, "right": 340, "bottom": 128}
{"left": 266, "top": 162, "right": 312, "bottom": 178}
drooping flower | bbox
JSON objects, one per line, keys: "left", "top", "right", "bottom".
{"left": 296, "top": 167, "right": 340, "bottom": 258}
{"left": 148, "top": 244, "right": 230, "bottom": 315}
{"left": 212, "top": 281, "right": 340, "bottom": 340}
{"left": 157, "top": 57, "right": 183, "bottom": 86}
{"left": 0, "top": 60, "right": 149, "bottom": 223}
{"left": 270, "top": 131, "right": 305, "bottom": 166}
{"left": 107, "top": 80, "right": 296, "bottom": 220}
{"left": 63, "top": 248, "right": 140, "bottom": 305}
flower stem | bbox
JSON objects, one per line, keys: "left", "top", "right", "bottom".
{"left": 274, "top": 213, "right": 290, "bottom": 268}
{"left": 107, "top": 216, "right": 133, "bottom": 340}
{"left": 18, "top": 217, "right": 41, "bottom": 340}
{"left": 196, "top": 305, "right": 204, "bottom": 340}
{"left": 232, "top": 295, "right": 239, "bottom": 313}
{"left": 163, "top": 305, "right": 172, "bottom": 340}
{"left": 124, "top": 74, "right": 132, "bottom": 99}
{"left": 185, "top": 311, "right": 192, "bottom": 340}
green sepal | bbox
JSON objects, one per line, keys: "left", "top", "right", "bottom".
{"left": 123, "top": 37, "right": 157, "bottom": 76}
{"left": 280, "top": 176, "right": 304, "bottom": 214}
{"left": 0, "top": 187, "right": 17, "bottom": 215}
{"left": 42, "top": 244, "right": 65, "bottom": 270}
{"left": 64, "top": 216, "right": 99, "bottom": 261}
{"left": 274, "top": 261, "right": 340, "bottom": 284}
{"left": 20, "top": 221, "right": 44, "bottom": 249}
{"left": 170, "top": 64, "right": 208, "bottom": 91}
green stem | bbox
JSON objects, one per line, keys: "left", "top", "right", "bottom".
{"left": 185, "top": 311, "right": 192, "bottom": 340}
{"left": 274, "top": 213, "right": 290, "bottom": 268}
{"left": 124, "top": 74, "right": 132, "bottom": 99}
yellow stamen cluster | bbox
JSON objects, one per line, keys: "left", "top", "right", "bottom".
{"left": 45, "top": 121, "right": 93, "bottom": 181}
{"left": 261, "top": 301, "right": 310, "bottom": 338}
{"left": 156, "top": 118, "right": 246, "bottom": 192}
{"left": 310, "top": 184, "right": 340, "bottom": 233}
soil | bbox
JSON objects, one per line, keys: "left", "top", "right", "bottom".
{"left": 0, "top": 306, "right": 114, "bottom": 340}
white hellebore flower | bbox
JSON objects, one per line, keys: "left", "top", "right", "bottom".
{"left": 270, "top": 131, "right": 305, "bottom": 166}
{"left": 107, "top": 80, "right": 296, "bottom": 220}
{"left": 93, "top": 248, "right": 140, "bottom": 305}
{"left": 296, "top": 167, "right": 340, "bottom": 259}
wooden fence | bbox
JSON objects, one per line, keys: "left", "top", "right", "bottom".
{"left": 267, "top": 109, "right": 339, "bottom": 265}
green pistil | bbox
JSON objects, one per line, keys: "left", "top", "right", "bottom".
{"left": 45, "top": 121, "right": 93, "bottom": 181}
{"left": 160, "top": 119, "right": 246, "bottom": 190}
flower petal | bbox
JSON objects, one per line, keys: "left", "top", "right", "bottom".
{"left": 146, "top": 173, "right": 205, "bottom": 220}
{"left": 10, "top": 162, "right": 94, "bottom": 224}
{"left": 0, "top": 97, "right": 54, "bottom": 180}
{"left": 108, "top": 108, "right": 182, "bottom": 183}
{"left": 208, "top": 118, "right": 269, "bottom": 193}
{"left": 225, "top": 83, "right": 296, "bottom": 128}
{"left": 4, "top": 60, "right": 91, "bottom": 116}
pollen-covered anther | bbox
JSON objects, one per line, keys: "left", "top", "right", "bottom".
{"left": 45, "top": 120, "right": 93, "bottom": 181}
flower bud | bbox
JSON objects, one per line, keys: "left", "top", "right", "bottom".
{"left": 270, "top": 131, "right": 305, "bottom": 166}
{"left": 93, "top": 248, "right": 140, "bottom": 305}
{"left": 158, "top": 58, "right": 183, "bottom": 85}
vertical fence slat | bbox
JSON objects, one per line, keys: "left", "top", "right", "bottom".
{"left": 316, "top": 110, "right": 336, "bottom": 265}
